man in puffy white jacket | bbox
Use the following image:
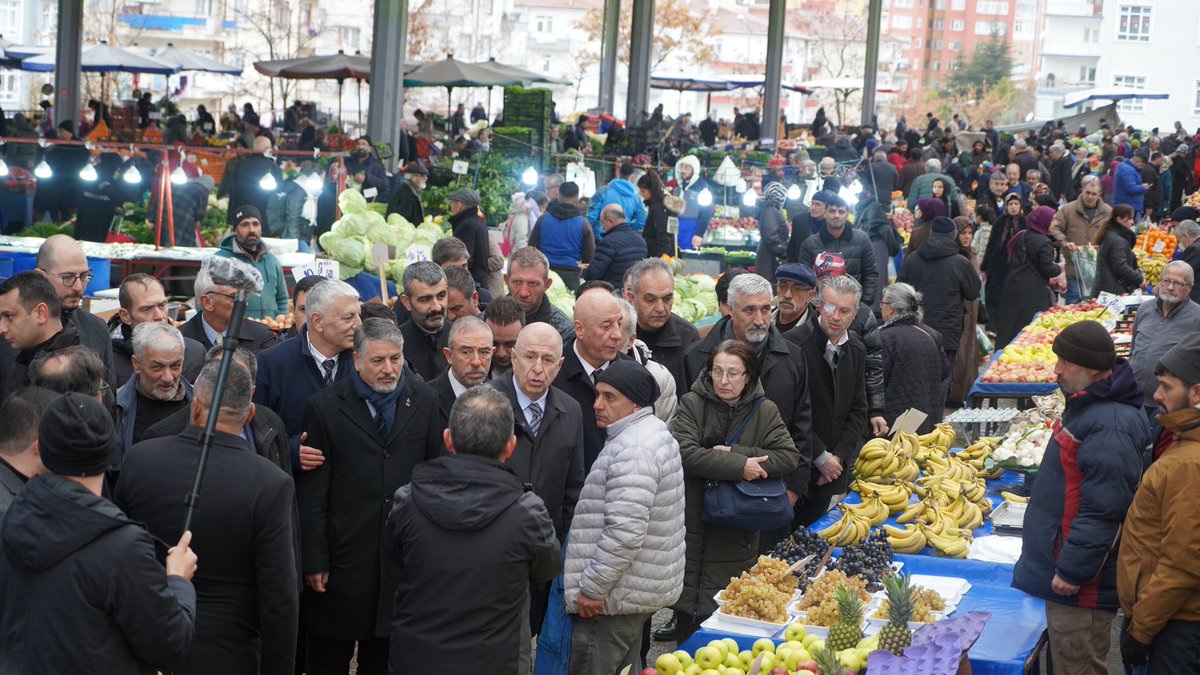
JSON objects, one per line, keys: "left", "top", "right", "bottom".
{"left": 564, "top": 359, "right": 685, "bottom": 675}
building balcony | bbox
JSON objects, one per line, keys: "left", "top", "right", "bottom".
{"left": 1043, "top": 0, "right": 1101, "bottom": 17}
{"left": 1040, "top": 42, "right": 1100, "bottom": 58}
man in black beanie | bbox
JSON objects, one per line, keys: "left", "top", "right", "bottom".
{"left": 0, "top": 392, "right": 199, "bottom": 674}
{"left": 1013, "top": 320, "right": 1152, "bottom": 673}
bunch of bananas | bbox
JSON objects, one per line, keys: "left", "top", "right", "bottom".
{"left": 1000, "top": 491, "right": 1030, "bottom": 504}
{"left": 855, "top": 436, "right": 920, "bottom": 483}
{"left": 816, "top": 504, "right": 876, "bottom": 546}
{"left": 851, "top": 480, "right": 914, "bottom": 515}
{"left": 884, "top": 499, "right": 978, "bottom": 557}
{"left": 956, "top": 438, "right": 1003, "bottom": 480}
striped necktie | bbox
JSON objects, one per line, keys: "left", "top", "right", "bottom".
{"left": 528, "top": 401, "right": 542, "bottom": 438}
{"left": 322, "top": 359, "right": 336, "bottom": 385}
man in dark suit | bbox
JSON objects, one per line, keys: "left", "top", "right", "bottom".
{"left": 108, "top": 273, "right": 205, "bottom": 385}
{"left": 114, "top": 360, "right": 298, "bottom": 675}
{"left": 297, "top": 319, "right": 444, "bottom": 675}
{"left": 553, "top": 287, "right": 628, "bottom": 471}
{"left": 254, "top": 278, "right": 362, "bottom": 474}
{"left": 623, "top": 258, "right": 699, "bottom": 392}
{"left": 34, "top": 234, "right": 116, "bottom": 389}
{"left": 428, "top": 316, "right": 493, "bottom": 422}
{"left": 784, "top": 275, "right": 869, "bottom": 526}
{"left": 180, "top": 261, "right": 278, "bottom": 353}
{"left": 0, "top": 272, "right": 84, "bottom": 401}
{"left": 397, "top": 261, "right": 449, "bottom": 381}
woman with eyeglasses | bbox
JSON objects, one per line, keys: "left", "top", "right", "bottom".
{"left": 1093, "top": 204, "right": 1145, "bottom": 296}
{"left": 879, "top": 283, "right": 949, "bottom": 434}
{"left": 658, "top": 339, "right": 798, "bottom": 642}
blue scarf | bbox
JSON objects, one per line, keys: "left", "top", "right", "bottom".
{"left": 349, "top": 367, "right": 406, "bottom": 439}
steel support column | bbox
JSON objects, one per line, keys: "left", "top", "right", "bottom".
{"left": 53, "top": 0, "right": 83, "bottom": 129}
{"left": 625, "top": 0, "right": 654, "bottom": 123}
{"left": 861, "top": 0, "right": 883, "bottom": 127}
{"left": 597, "top": 0, "right": 620, "bottom": 113}
{"left": 367, "top": 0, "right": 409, "bottom": 163}
{"left": 761, "top": 0, "right": 786, "bottom": 147}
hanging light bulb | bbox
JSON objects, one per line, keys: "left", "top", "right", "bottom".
{"left": 742, "top": 189, "right": 757, "bottom": 207}
{"left": 697, "top": 187, "right": 713, "bottom": 207}
{"left": 79, "top": 163, "right": 98, "bottom": 182}
{"left": 305, "top": 171, "right": 324, "bottom": 191}
{"left": 735, "top": 178, "right": 747, "bottom": 193}
{"left": 787, "top": 183, "right": 802, "bottom": 201}
{"left": 259, "top": 172, "right": 278, "bottom": 191}
{"left": 0, "top": 158, "right": 9, "bottom": 178}
{"left": 34, "top": 160, "right": 52, "bottom": 179}
{"left": 170, "top": 165, "right": 188, "bottom": 185}
{"left": 123, "top": 165, "right": 142, "bottom": 184}
{"left": 521, "top": 166, "right": 538, "bottom": 187}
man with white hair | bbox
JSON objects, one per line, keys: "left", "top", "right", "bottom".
{"left": 681, "top": 273, "right": 813, "bottom": 539}
{"left": 1130, "top": 261, "right": 1200, "bottom": 409}
{"left": 1047, "top": 144, "right": 1073, "bottom": 204}
{"left": 428, "top": 316, "right": 493, "bottom": 422}
{"left": 905, "top": 157, "right": 961, "bottom": 211}
{"left": 179, "top": 259, "right": 279, "bottom": 353}
{"left": 111, "top": 322, "right": 192, "bottom": 480}
{"left": 1012, "top": 136, "right": 1040, "bottom": 179}
{"left": 1050, "top": 175, "right": 1112, "bottom": 304}
{"left": 1176, "top": 219, "right": 1200, "bottom": 303}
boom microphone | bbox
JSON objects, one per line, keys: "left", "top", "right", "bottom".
{"left": 205, "top": 256, "right": 265, "bottom": 294}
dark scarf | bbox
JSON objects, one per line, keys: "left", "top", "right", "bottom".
{"left": 1007, "top": 205, "right": 1054, "bottom": 261}
{"left": 349, "top": 366, "right": 406, "bottom": 439}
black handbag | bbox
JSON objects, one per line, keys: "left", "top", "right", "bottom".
{"left": 701, "top": 397, "right": 794, "bottom": 531}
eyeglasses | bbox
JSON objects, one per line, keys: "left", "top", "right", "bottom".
{"left": 1160, "top": 279, "right": 1194, "bottom": 289}
{"left": 204, "top": 290, "right": 238, "bottom": 301}
{"left": 711, "top": 368, "right": 747, "bottom": 381}
{"left": 92, "top": 381, "right": 110, "bottom": 396}
{"left": 40, "top": 269, "right": 93, "bottom": 287}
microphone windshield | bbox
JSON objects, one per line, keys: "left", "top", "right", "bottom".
{"left": 204, "top": 256, "right": 265, "bottom": 294}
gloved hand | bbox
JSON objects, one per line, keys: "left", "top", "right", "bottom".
{"left": 1120, "top": 617, "right": 1151, "bottom": 666}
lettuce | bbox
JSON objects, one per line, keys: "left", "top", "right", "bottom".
{"left": 338, "top": 188, "right": 368, "bottom": 215}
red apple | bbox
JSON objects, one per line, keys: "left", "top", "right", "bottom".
{"left": 770, "top": 669, "right": 789, "bottom": 675}
{"left": 639, "top": 669, "right": 658, "bottom": 675}
{"left": 796, "top": 660, "right": 820, "bottom": 672}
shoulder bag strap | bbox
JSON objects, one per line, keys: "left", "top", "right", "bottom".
{"left": 726, "top": 396, "right": 769, "bottom": 446}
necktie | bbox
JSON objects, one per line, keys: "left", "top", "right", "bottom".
{"left": 321, "top": 358, "right": 336, "bottom": 385}
{"left": 825, "top": 344, "right": 840, "bottom": 371}
{"left": 528, "top": 402, "right": 542, "bottom": 438}
{"left": 591, "top": 369, "right": 600, "bottom": 387}
{"left": 214, "top": 333, "right": 223, "bottom": 347}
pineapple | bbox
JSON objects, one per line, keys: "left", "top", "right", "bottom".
{"left": 813, "top": 643, "right": 845, "bottom": 675}
{"left": 879, "top": 572, "right": 915, "bottom": 655}
{"left": 827, "top": 585, "right": 864, "bottom": 651}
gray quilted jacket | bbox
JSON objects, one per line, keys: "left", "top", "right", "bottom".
{"left": 563, "top": 408, "right": 686, "bottom": 616}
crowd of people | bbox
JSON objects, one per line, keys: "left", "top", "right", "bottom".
{"left": 1, "top": 104, "right": 1200, "bottom": 675}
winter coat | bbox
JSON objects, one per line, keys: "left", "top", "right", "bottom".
{"left": 0, "top": 474, "right": 197, "bottom": 675}
{"left": 628, "top": 340, "right": 678, "bottom": 423}
{"left": 866, "top": 160, "right": 899, "bottom": 205}
{"left": 1094, "top": 225, "right": 1143, "bottom": 295}
{"left": 672, "top": 157, "right": 716, "bottom": 237}
{"left": 178, "top": 310, "right": 279, "bottom": 354}
{"left": 1049, "top": 198, "right": 1111, "bottom": 279}
{"left": 1013, "top": 360, "right": 1150, "bottom": 611}
{"left": 398, "top": 319, "right": 448, "bottom": 381}
{"left": 527, "top": 294, "right": 576, "bottom": 342}
{"left": 637, "top": 313, "right": 700, "bottom": 394}
{"left": 385, "top": 180, "right": 424, "bottom": 226}
{"left": 829, "top": 137, "right": 859, "bottom": 162}
{"left": 981, "top": 212, "right": 1025, "bottom": 312}
{"left": 563, "top": 408, "right": 686, "bottom": 616}
{"left": 991, "top": 230, "right": 1060, "bottom": 349}
{"left": 756, "top": 205, "right": 788, "bottom": 283}
{"left": 297, "top": 375, "right": 444, "bottom": 639}
{"left": 906, "top": 172, "right": 963, "bottom": 212}
{"left": 787, "top": 213, "right": 825, "bottom": 262}
{"left": 214, "top": 234, "right": 289, "bottom": 320}
{"left": 142, "top": 400, "right": 293, "bottom": 476}
{"left": 1182, "top": 241, "right": 1200, "bottom": 303}
{"left": 898, "top": 161, "right": 926, "bottom": 197}
{"left": 583, "top": 221, "right": 647, "bottom": 286}
{"left": 114, "top": 428, "right": 298, "bottom": 675}
{"left": 530, "top": 200, "right": 596, "bottom": 272}
{"left": 1130, "top": 298, "right": 1200, "bottom": 407}
{"left": 386, "top": 454, "right": 561, "bottom": 675}
{"left": 1113, "top": 160, "right": 1147, "bottom": 213}
{"left": 643, "top": 195, "right": 672, "bottom": 258}
{"left": 1048, "top": 155, "right": 1074, "bottom": 202}
{"left": 669, "top": 376, "right": 798, "bottom": 618}
{"left": 111, "top": 376, "right": 193, "bottom": 473}
{"left": 266, "top": 180, "right": 316, "bottom": 240}
{"left": 0, "top": 323, "right": 80, "bottom": 402}
{"left": 552, "top": 343, "right": 630, "bottom": 471}
{"left": 879, "top": 314, "right": 948, "bottom": 434}
{"left": 796, "top": 226, "right": 881, "bottom": 305}
{"left": 1118, "top": 408, "right": 1200, "bottom": 644}
{"left": 587, "top": 178, "right": 647, "bottom": 237}
{"left": 450, "top": 207, "right": 492, "bottom": 288}
{"left": 853, "top": 301, "right": 886, "bottom": 418}
{"left": 898, "top": 232, "right": 982, "bottom": 350}
{"left": 108, "top": 319, "right": 205, "bottom": 386}
{"left": 682, "top": 317, "right": 815, "bottom": 494}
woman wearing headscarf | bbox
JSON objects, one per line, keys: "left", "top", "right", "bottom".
{"left": 906, "top": 196, "right": 946, "bottom": 254}
{"left": 879, "top": 283, "right": 948, "bottom": 434}
{"left": 981, "top": 193, "right": 1027, "bottom": 327}
{"left": 755, "top": 182, "right": 789, "bottom": 283}
{"left": 1093, "top": 204, "right": 1144, "bottom": 295}
{"left": 991, "top": 205, "right": 1066, "bottom": 348}
{"left": 951, "top": 217, "right": 982, "bottom": 405}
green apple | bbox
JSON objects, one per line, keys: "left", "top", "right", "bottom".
{"left": 722, "top": 638, "right": 740, "bottom": 656}
{"left": 723, "top": 652, "right": 741, "bottom": 669}
{"left": 808, "top": 638, "right": 825, "bottom": 654}
{"left": 707, "top": 640, "right": 729, "bottom": 659}
{"left": 656, "top": 652, "right": 683, "bottom": 675}
{"left": 757, "top": 651, "right": 777, "bottom": 671}
{"left": 775, "top": 643, "right": 793, "bottom": 663}
{"left": 752, "top": 638, "right": 776, "bottom": 656}
{"left": 837, "top": 649, "right": 857, "bottom": 668}
{"left": 698, "top": 669, "right": 721, "bottom": 675}
{"left": 786, "top": 648, "right": 812, "bottom": 670}
{"left": 737, "top": 650, "right": 754, "bottom": 671}
{"left": 801, "top": 633, "right": 820, "bottom": 649}
{"left": 695, "top": 645, "right": 724, "bottom": 670}
{"left": 784, "top": 622, "right": 807, "bottom": 642}
{"left": 724, "top": 668, "right": 745, "bottom": 675}
{"left": 673, "top": 650, "right": 694, "bottom": 669}
{"left": 683, "top": 665, "right": 703, "bottom": 675}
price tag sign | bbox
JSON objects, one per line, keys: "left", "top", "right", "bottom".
{"left": 1095, "top": 291, "right": 1123, "bottom": 315}
{"left": 1102, "top": 318, "right": 1118, "bottom": 332}
{"left": 666, "top": 216, "right": 679, "bottom": 234}
{"left": 363, "top": 187, "right": 378, "bottom": 200}
{"left": 405, "top": 244, "right": 431, "bottom": 264}
{"left": 291, "top": 259, "right": 341, "bottom": 282}
{"left": 1152, "top": 240, "right": 1166, "bottom": 254}
{"left": 452, "top": 160, "right": 470, "bottom": 175}
{"left": 370, "top": 243, "right": 391, "bottom": 267}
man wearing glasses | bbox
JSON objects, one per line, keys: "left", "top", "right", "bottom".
{"left": 0, "top": 272, "right": 79, "bottom": 400}
{"left": 179, "top": 259, "right": 279, "bottom": 353}
{"left": 34, "top": 234, "right": 116, "bottom": 391}
{"left": 1130, "top": 261, "right": 1200, "bottom": 410}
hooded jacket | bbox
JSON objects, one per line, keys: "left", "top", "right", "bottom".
{"left": 0, "top": 474, "right": 196, "bottom": 674}
{"left": 673, "top": 156, "right": 715, "bottom": 236}
{"left": 1012, "top": 361, "right": 1151, "bottom": 611}
{"left": 564, "top": 408, "right": 686, "bottom": 616}
{"left": 898, "top": 231, "right": 982, "bottom": 350}
{"left": 214, "top": 233, "right": 289, "bottom": 320}
{"left": 1094, "top": 224, "right": 1143, "bottom": 295}
{"left": 1118, "top": 407, "right": 1200, "bottom": 644}
{"left": 587, "top": 178, "right": 647, "bottom": 238}
{"left": 386, "top": 454, "right": 561, "bottom": 675}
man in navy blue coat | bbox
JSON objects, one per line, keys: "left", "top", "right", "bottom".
{"left": 583, "top": 205, "right": 647, "bottom": 288}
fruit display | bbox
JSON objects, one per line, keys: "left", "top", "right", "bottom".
{"left": 1135, "top": 228, "right": 1177, "bottom": 258}
{"left": 768, "top": 528, "right": 833, "bottom": 582}
{"left": 646, "top": 630, "right": 874, "bottom": 675}
{"left": 989, "top": 423, "right": 1052, "bottom": 469}
{"left": 247, "top": 314, "right": 294, "bottom": 332}
{"left": 720, "top": 556, "right": 800, "bottom": 624}
{"left": 1134, "top": 248, "right": 1169, "bottom": 286}
{"left": 980, "top": 301, "right": 1119, "bottom": 383}
{"left": 829, "top": 531, "right": 895, "bottom": 590}
{"left": 871, "top": 581, "right": 947, "bottom": 625}
{"left": 876, "top": 573, "right": 917, "bottom": 654}
{"left": 827, "top": 587, "right": 866, "bottom": 651}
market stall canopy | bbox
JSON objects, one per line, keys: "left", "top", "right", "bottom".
{"left": 1062, "top": 86, "right": 1169, "bottom": 109}
{"left": 254, "top": 50, "right": 373, "bottom": 81}
{"left": 19, "top": 42, "right": 180, "bottom": 74}
{"left": 403, "top": 55, "right": 524, "bottom": 88}
{"left": 3, "top": 44, "right": 50, "bottom": 59}
{"left": 650, "top": 72, "right": 765, "bottom": 92}
{"left": 789, "top": 77, "right": 899, "bottom": 94}
{"left": 150, "top": 43, "right": 240, "bottom": 75}
{"left": 996, "top": 103, "right": 1119, "bottom": 135}
{"left": 472, "top": 57, "right": 571, "bottom": 86}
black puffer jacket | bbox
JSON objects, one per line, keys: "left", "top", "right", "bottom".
{"left": 898, "top": 232, "right": 982, "bottom": 351}
{"left": 756, "top": 205, "right": 788, "bottom": 283}
{"left": 797, "top": 226, "right": 880, "bottom": 305}
{"left": 0, "top": 474, "right": 196, "bottom": 674}
{"left": 852, "top": 303, "right": 885, "bottom": 419}
{"left": 1094, "top": 225, "right": 1143, "bottom": 296}
{"left": 879, "top": 315, "right": 948, "bottom": 434}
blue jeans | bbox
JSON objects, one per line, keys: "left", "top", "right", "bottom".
{"left": 1065, "top": 277, "right": 1082, "bottom": 305}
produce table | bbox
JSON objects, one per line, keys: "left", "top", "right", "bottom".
{"left": 967, "top": 350, "right": 1057, "bottom": 409}
{"left": 680, "top": 554, "right": 1045, "bottom": 675}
